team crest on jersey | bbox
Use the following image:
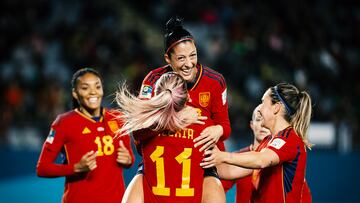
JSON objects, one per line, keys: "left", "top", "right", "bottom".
{"left": 108, "top": 121, "right": 119, "bottom": 132}
{"left": 46, "top": 129, "right": 56, "bottom": 144}
{"left": 199, "top": 92, "right": 210, "bottom": 107}
{"left": 139, "top": 85, "right": 153, "bottom": 99}
{"left": 269, "top": 138, "right": 286, "bottom": 149}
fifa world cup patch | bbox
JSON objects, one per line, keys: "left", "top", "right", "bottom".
{"left": 269, "top": 138, "right": 286, "bottom": 149}
{"left": 199, "top": 92, "right": 210, "bottom": 107}
{"left": 139, "top": 85, "right": 153, "bottom": 99}
{"left": 222, "top": 88, "right": 227, "bottom": 105}
{"left": 46, "top": 129, "right": 56, "bottom": 144}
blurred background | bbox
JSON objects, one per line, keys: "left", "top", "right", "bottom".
{"left": 0, "top": 0, "right": 359, "bottom": 202}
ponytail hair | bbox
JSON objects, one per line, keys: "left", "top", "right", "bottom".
{"left": 116, "top": 72, "right": 190, "bottom": 135}
{"left": 270, "top": 83, "right": 313, "bottom": 149}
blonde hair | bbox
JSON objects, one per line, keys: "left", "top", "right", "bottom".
{"left": 116, "top": 72, "right": 190, "bottom": 135}
{"left": 270, "top": 83, "right": 313, "bottom": 149}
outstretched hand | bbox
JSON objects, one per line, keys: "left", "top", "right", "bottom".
{"left": 74, "top": 150, "right": 98, "bottom": 172}
{"left": 194, "top": 125, "right": 223, "bottom": 152}
{"left": 117, "top": 140, "right": 132, "bottom": 166}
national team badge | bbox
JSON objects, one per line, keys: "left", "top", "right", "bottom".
{"left": 108, "top": 121, "right": 119, "bottom": 133}
{"left": 199, "top": 92, "right": 210, "bottom": 107}
{"left": 139, "top": 85, "right": 153, "bottom": 99}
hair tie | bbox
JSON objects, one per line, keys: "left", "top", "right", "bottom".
{"left": 274, "top": 86, "right": 294, "bottom": 115}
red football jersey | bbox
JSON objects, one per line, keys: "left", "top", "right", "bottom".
{"left": 139, "top": 64, "right": 231, "bottom": 146}
{"left": 233, "top": 146, "right": 253, "bottom": 203}
{"left": 37, "top": 109, "right": 134, "bottom": 203}
{"left": 133, "top": 120, "right": 214, "bottom": 203}
{"left": 251, "top": 127, "right": 308, "bottom": 203}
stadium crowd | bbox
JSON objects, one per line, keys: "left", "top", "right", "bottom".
{"left": 1, "top": 0, "right": 359, "bottom": 151}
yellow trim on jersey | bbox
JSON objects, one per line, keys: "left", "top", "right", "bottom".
{"left": 189, "top": 64, "right": 203, "bottom": 91}
{"left": 64, "top": 144, "right": 70, "bottom": 164}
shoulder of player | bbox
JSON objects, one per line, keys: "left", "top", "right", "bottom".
{"left": 201, "top": 66, "right": 226, "bottom": 88}
{"left": 51, "top": 110, "right": 76, "bottom": 126}
{"left": 273, "top": 127, "right": 304, "bottom": 146}
{"left": 143, "top": 65, "right": 171, "bottom": 85}
{"left": 103, "top": 108, "right": 123, "bottom": 121}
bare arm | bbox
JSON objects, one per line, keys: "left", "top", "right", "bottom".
{"left": 200, "top": 146, "right": 280, "bottom": 169}
{"left": 216, "top": 163, "right": 253, "bottom": 180}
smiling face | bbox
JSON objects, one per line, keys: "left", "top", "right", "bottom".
{"left": 72, "top": 72, "right": 103, "bottom": 116}
{"left": 164, "top": 40, "right": 198, "bottom": 82}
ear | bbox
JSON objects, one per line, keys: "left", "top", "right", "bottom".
{"left": 164, "top": 53, "right": 171, "bottom": 64}
{"left": 72, "top": 88, "right": 78, "bottom": 100}
{"left": 273, "top": 102, "right": 282, "bottom": 115}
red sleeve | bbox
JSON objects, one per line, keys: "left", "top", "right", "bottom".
{"left": 211, "top": 76, "right": 231, "bottom": 141}
{"left": 138, "top": 70, "right": 156, "bottom": 99}
{"left": 36, "top": 116, "right": 75, "bottom": 177}
{"left": 267, "top": 131, "right": 299, "bottom": 163}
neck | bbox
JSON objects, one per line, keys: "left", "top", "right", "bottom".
{"left": 272, "top": 118, "right": 291, "bottom": 135}
{"left": 252, "top": 139, "right": 260, "bottom": 150}
{"left": 79, "top": 106, "right": 101, "bottom": 118}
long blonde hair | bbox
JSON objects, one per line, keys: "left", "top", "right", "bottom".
{"left": 116, "top": 72, "right": 190, "bottom": 135}
{"left": 270, "top": 83, "right": 313, "bottom": 149}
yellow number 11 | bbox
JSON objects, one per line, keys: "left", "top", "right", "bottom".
{"left": 150, "top": 146, "right": 194, "bottom": 197}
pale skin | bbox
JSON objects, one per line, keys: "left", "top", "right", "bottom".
{"left": 72, "top": 73, "right": 132, "bottom": 173}
{"left": 122, "top": 41, "right": 225, "bottom": 203}
{"left": 200, "top": 89, "right": 291, "bottom": 180}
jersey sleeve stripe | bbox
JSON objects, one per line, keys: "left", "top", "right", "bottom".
{"left": 203, "top": 68, "right": 225, "bottom": 88}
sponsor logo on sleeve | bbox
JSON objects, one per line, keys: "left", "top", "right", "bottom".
{"left": 46, "top": 129, "right": 56, "bottom": 144}
{"left": 139, "top": 85, "right": 153, "bottom": 99}
{"left": 269, "top": 138, "right": 286, "bottom": 149}
{"left": 222, "top": 88, "right": 227, "bottom": 105}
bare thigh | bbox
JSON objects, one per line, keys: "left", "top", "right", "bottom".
{"left": 202, "top": 176, "right": 226, "bottom": 203}
{"left": 121, "top": 174, "right": 144, "bottom": 203}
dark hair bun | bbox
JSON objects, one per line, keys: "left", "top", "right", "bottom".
{"left": 165, "top": 16, "right": 183, "bottom": 33}
{"left": 164, "top": 16, "right": 194, "bottom": 53}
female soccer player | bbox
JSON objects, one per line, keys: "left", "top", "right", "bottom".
{"left": 201, "top": 83, "right": 313, "bottom": 203}
{"left": 128, "top": 16, "right": 231, "bottom": 203}
{"left": 36, "top": 68, "right": 135, "bottom": 203}
{"left": 116, "top": 72, "right": 213, "bottom": 203}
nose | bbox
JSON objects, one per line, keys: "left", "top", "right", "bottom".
{"left": 89, "top": 87, "right": 97, "bottom": 95}
{"left": 185, "top": 57, "right": 192, "bottom": 68}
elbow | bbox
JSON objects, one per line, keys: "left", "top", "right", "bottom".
{"left": 36, "top": 163, "right": 47, "bottom": 177}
